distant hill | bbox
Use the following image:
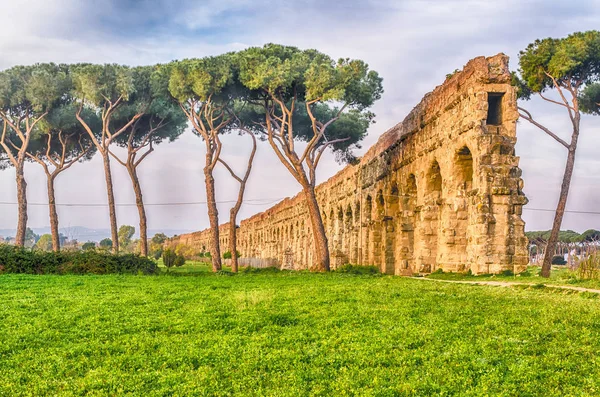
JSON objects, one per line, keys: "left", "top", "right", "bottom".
{"left": 0, "top": 227, "right": 193, "bottom": 242}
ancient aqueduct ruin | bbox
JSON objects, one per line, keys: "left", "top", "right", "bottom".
{"left": 168, "top": 54, "right": 529, "bottom": 275}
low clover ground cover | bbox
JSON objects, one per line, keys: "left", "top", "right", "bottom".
{"left": 0, "top": 272, "right": 599, "bottom": 396}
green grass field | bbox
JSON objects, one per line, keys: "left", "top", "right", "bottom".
{"left": 1, "top": 264, "right": 599, "bottom": 396}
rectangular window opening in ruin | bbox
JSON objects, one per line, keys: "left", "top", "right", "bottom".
{"left": 486, "top": 93, "right": 504, "bottom": 126}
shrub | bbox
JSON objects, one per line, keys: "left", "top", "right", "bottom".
{"left": 99, "top": 238, "right": 113, "bottom": 250}
{"left": 578, "top": 254, "right": 600, "bottom": 280}
{"left": 174, "top": 254, "right": 186, "bottom": 268}
{"left": 552, "top": 255, "right": 567, "bottom": 265}
{"left": 163, "top": 249, "right": 176, "bottom": 269}
{"left": 82, "top": 242, "right": 96, "bottom": 251}
{"left": 223, "top": 250, "right": 241, "bottom": 259}
{"left": 163, "top": 249, "right": 185, "bottom": 269}
{"left": 152, "top": 248, "right": 163, "bottom": 260}
{"left": 240, "top": 266, "right": 281, "bottom": 274}
{"left": 174, "top": 244, "right": 195, "bottom": 259}
{"left": 500, "top": 269, "right": 514, "bottom": 277}
{"left": 0, "top": 245, "right": 158, "bottom": 275}
{"left": 335, "top": 264, "right": 380, "bottom": 275}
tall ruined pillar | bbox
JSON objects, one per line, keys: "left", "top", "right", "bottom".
{"left": 472, "top": 88, "right": 528, "bottom": 274}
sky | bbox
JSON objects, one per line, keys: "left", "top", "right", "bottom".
{"left": 1, "top": 0, "right": 600, "bottom": 237}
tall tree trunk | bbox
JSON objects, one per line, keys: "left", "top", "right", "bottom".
{"left": 14, "top": 160, "right": 27, "bottom": 247}
{"left": 228, "top": 184, "right": 246, "bottom": 273}
{"left": 229, "top": 213, "right": 238, "bottom": 273}
{"left": 541, "top": 124, "right": 580, "bottom": 278}
{"left": 102, "top": 152, "right": 119, "bottom": 254}
{"left": 127, "top": 164, "right": 148, "bottom": 256}
{"left": 47, "top": 175, "right": 60, "bottom": 252}
{"left": 303, "top": 185, "right": 330, "bottom": 271}
{"left": 228, "top": 176, "right": 249, "bottom": 273}
{"left": 204, "top": 164, "right": 221, "bottom": 272}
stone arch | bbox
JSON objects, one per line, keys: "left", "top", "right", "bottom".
{"left": 328, "top": 209, "right": 335, "bottom": 255}
{"left": 417, "top": 159, "right": 443, "bottom": 273}
{"left": 364, "top": 195, "right": 373, "bottom": 264}
{"left": 400, "top": 173, "right": 418, "bottom": 273}
{"left": 344, "top": 204, "right": 355, "bottom": 263}
{"left": 336, "top": 206, "right": 344, "bottom": 250}
{"left": 456, "top": 146, "right": 474, "bottom": 190}
{"left": 382, "top": 182, "right": 400, "bottom": 275}
{"left": 440, "top": 145, "right": 474, "bottom": 272}
{"left": 365, "top": 196, "right": 373, "bottom": 221}
{"left": 372, "top": 190, "right": 386, "bottom": 271}
{"left": 353, "top": 201, "right": 361, "bottom": 264}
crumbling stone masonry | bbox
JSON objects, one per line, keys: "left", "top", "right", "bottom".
{"left": 168, "top": 54, "right": 529, "bottom": 275}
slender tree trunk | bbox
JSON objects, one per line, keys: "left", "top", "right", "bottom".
{"left": 228, "top": 184, "right": 246, "bottom": 273}
{"left": 14, "top": 160, "right": 28, "bottom": 247}
{"left": 47, "top": 175, "right": 60, "bottom": 252}
{"left": 541, "top": 124, "right": 580, "bottom": 278}
{"left": 303, "top": 184, "right": 330, "bottom": 271}
{"left": 229, "top": 213, "right": 238, "bottom": 273}
{"left": 204, "top": 164, "right": 221, "bottom": 272}
{"left": 102, "top": 152, "right": 119, "bottom": 254}
{"left": 127, "top": 164, "right": 148, "bottom": 256}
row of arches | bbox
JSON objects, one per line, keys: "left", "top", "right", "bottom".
{"left": 231, "top": 145, "right": 475, "bottom": 273}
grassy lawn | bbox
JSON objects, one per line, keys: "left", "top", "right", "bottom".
{"left": 426, "top": 265, "right": 600, "bottom": 290}
{"left": 1, "top": 268, "right": 599, "bottom": 396}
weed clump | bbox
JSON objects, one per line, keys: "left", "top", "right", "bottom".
{"left": 240, "top": 266, "right": 281, "bottom": 274}
{"left": 336, "top": 264, "right": 380, "bottom": 275}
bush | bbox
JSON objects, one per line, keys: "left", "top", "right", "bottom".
{"left": 174, "top": 254, "right": 186, "bottom": 267}
{"left": 174, "top": 244, "right": 195, "bottom": 259}
{"left": 81, "top": 242, "right": 96, "bottom": 251}
{"left": 0, "top": 245, "right": 159, "bottom": 275}
{"left": 335, "top": 264, "right": 380, "bottom": 275}
{"left": 223, "top": 250, "right": 241, "bottom": 259}
{"left": 240, "top": 266, "right": 281, "bottom": 274}
{"left": 152, "top": 248, "right": 163, "bottom": 260}
{"left": 163, "top": 249, "right": 176, "bottom": 268}
{"left": 163, "top": 249, "right": 185, "bottom": 269}
{"left": 552, "top": 255, "right": 567, "bottom": 265}
{"left": 578, "top": 254, "right": 600, "bottom": 280}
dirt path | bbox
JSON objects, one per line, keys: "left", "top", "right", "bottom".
{"left": 413, "top": 277, "right": 600, "bottom": 294}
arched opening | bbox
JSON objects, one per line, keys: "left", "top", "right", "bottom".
{"left": 328, "top": 209, "right": 335, "bottom": 255}
{"left": 344, "top": 205, "right": 354, "bottom": 263}
{"left": 365, "top": 195, "right": 373, "bottom": 265}
{"left": 372, "top": 190, "right": 385, "bottom": 269}
{"left": 354, "top": 201, "right": 361, "bottom": 264}
{"left": 336, "top": 206, "right": 344, "bottom": 252}
{"left": 456, "top": 146, "right": 473, "bottom": 190}
{"left": 383, "top": 183, "right": 400, "bottom": 275}
{"left": 441, "top": 146, "right": 474, "bottom": 272}
{"left": 418, "top": 160, "right": 442, "bottom": 273}
{"left": 400, "top": 174, "right": 418, "bottom": 274}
